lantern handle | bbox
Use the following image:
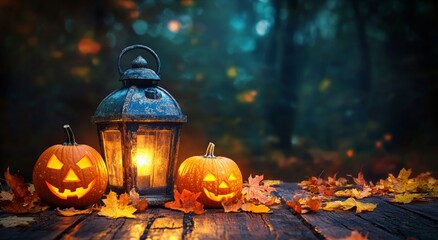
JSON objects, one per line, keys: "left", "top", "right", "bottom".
{"left": 118, "top": 45, "right": 161, "bottom": 76}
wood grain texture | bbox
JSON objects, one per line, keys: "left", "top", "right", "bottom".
{"left": 0, "top": 211, "right": 86, "bottom": 240}
{"left": 1, "top": 182, "right": 437, "bottom": 240}
{"left": 276, "top": 182, "right": 438, "bottom": 240}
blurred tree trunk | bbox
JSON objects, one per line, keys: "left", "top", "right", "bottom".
{"left": 263, "top": 0, "right": 301, "bottom": 155}
{"left": 351, "top": 0, "right": 372, "bottom": 110}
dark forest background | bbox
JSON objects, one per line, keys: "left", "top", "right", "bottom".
{"left": 1, "top": 0, "right": 437, "bottom": 182}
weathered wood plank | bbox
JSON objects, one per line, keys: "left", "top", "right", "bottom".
{"left": 389, "top": 201, "right": 438, "bottom": 223}
{"left": 59, "top": 213, "right": 126, "bottom": 239}
{"left": 185, "top": 207, "right": 318, "bottom": 240}
{"left": 356, "top": 198, "right": 438, "bottom": 240}
{"left": 0, "top": 211, "right": 87, "bottom": 240}
{"left": 277, "top": 183, "right": 438, "bottom": 239}
{"left": 145, "top": 208, "right": 184, "bottom": 240}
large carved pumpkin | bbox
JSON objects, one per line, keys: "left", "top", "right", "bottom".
{"left": 175, "top": 143, "right": 243, "bottom": 208}
{"left": 33, "top": 125, "right": 108, "bottom": 208}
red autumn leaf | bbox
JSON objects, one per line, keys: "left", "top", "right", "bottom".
{"left": 352, "top": 172, "right": 366, "bottom": 188}
{"left": 305, "top": 196, "right": 322, "bottom": 211}
{"left": 165, "top": 189, "right": 204, "bottom": 215}
{"left": 242, "top": 175, "right": 276, "bottom": 204}
{"left": 286, "top": 195, "right": 302, "bottom": 214}
{"left": 286, "top": 199, "right": 302, "bottom": 214}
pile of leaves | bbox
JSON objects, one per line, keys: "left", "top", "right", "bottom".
{"left": 0, "top": 168, "right": 48, "bottom": 214}
{"left": 288, "top": 168, "right": 438, "bottom": 214}
{"left": 222, "top": 175, "right": 278, "bottom": 213}
{"left": 164, "top": 175, "right": 279, "bottom": 214}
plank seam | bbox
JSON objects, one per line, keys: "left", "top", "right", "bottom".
{"left": 53, "top": 214, "right": 89, "bottom": 240}
{"left": 139, "top": 215, "right": 160, "bottom": 240}
{"left": 182, "top": 212, "right": 195, "bottom": 239}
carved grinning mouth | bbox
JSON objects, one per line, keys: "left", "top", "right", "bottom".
{"left": 203, "top": 187, "right": 237, "bottom": 202}
{"left": 45, "top": 178, "right": 96, "bottom": 200}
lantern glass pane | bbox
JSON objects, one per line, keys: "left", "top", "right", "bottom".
{"left": 102, "top": 130, "right": 123, "bottom": 187}
{"left": 133, "top": 130, "right": 171, "bottom": 190}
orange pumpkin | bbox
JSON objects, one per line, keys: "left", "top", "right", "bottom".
{"left": 175, "top": 142, "right": 243, "bottom": 208}
{"left": 33, "top": 125, "right": 108, "bottom": 208}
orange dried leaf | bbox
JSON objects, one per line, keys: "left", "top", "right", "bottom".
{"left": 129, "top": 188, "right": 148, "bottom": 211}
{"left": 286, "top": 195, "right": 302, "bottom": 214}
{"left": 5, "top": 167, "right": 29, "bottom": 199}
{"left": 352, "top": 172, "right": 366, "bottom": 188}
{"left": 241, "top": 203, "right": 271, "bottom": 213}
{"left": 1, "top": 168, "right": 48, "bottom": 214}
{"left": 57, "top": 207, "right": 93, "bottom": 216}
{"left": 242, "top": 175, "right": 276, "bottom": 204}
{"left": 164, "top": 189, "right": 204, "bottom": 215}
{"left": 328, "top": 230, "right": 368, "bottom": 240}
{"left": 305, "top": 196, "right": 322, "bottom": 211}
{"left": 221, "top": 197, "right": 243, "bottom": 213}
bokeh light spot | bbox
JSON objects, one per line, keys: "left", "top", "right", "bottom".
{"left": 132, "top": 20, "right": 148, "bottom": 35}
{"left": 167, "top": 20, "right": 181, "bottom": 33}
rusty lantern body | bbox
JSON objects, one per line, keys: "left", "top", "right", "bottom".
{"left": 93, "top": 45, "right": 186, "bottom": 205}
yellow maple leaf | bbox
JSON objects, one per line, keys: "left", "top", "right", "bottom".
{"left": 335, "top": 188, "right": 372, "bottom": 199}
{"left": 392, "top": 193, "right": 426, "bottom": 204}
{"left": 57, "top": 207, "right": 93, "bottom": 216}
{"left": 241, "top": 203, "right": 271, "bottom": 213}
{"left": 323, "top": 198, "right": 376, "bottom": 213}
{"left": 98, "top": 191, "right": 137, "bottom": 219}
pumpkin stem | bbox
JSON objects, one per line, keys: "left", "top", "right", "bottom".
{"left": 204, "top": 142, "right": 216, "bottom": 158}
{"left": 63, "top": 124, "right": 77, "bottom": 145}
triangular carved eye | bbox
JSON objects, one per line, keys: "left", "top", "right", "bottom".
{"left": 203, "top": 173, "right": 217, "bottom": 182}
{"left": 76, "top": 156, "right": 92, "bottom": 169}
{"left": 47, "top": 155, "right": 63, "bottom": 169}
{"left": 228, "top": 173, "right": 237, "bottom": 181}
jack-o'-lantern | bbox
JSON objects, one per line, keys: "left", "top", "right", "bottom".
{"left": 175, "top": 142, "right": 243, "bottom": 208}
{"left": 33, "top": 125, "right": 108, "bottom": 208}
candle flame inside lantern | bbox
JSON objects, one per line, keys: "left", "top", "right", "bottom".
{"left": 136, "top": 150, "right": 152, "bottom": 176}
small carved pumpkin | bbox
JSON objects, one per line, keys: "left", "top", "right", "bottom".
{"left": 175, "top": 142, "right": 243, "bottom": 208}
{"left": 33, "top": 125, "right": 108, "bottom": 208}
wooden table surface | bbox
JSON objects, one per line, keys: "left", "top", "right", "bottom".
{"left": 1, "top": 182, "right": 438, "bottom": 240}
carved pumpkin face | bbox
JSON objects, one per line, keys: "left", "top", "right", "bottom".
{"left": 33, "top": 125, "right": 108, "bottom": 208}
{"left": 175, "top": 143, "right": 243, "bottom": 208}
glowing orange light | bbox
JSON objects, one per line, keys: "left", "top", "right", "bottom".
{"left": 77, "top": 38, "right": 101, "bottom": 55}
{"left": 180, "top": 0, "right": 193, "bottom": 7}
{"left": 375, "top": 141, "right": 382, "bottom": 148}
{"left": 346, "top": 149, "right": 354, "bottom": 158}
{"left": 167, "top": 20, "right": 181, "bottom": 33}
{"left": 384, "top": 134, "right": 392, "bottom": 141}
{"left": 237, "top": 90, "right": 258, "bottom": 103}
{"left": 130, "top": 10, "right": 140, "bottom": 19}
{"left": 116, "top": 0, "right": 137, "bottom": 10}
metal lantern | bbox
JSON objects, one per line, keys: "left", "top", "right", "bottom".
{"left": 93, "top": 45, "right": 186, "bottom": 205}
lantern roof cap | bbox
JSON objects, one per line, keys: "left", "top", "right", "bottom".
{"left": 118, "top": 45, "right": 161, "bottom": 83}
{"left": 120, "top": 56, "right": 161, "bottom": 82}
{"left": 93, "top": 85, "right": 187, "bottom": 123}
